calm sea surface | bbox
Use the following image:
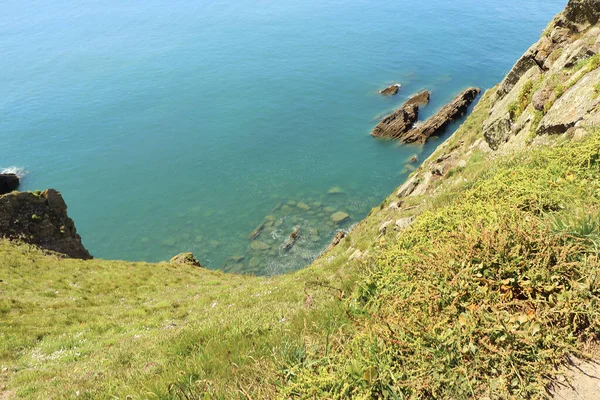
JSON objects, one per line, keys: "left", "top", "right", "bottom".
{"left": 0, "top": 0, "right": 566, "bottom": 274}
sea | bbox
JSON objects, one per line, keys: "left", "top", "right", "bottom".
{"left": 0, "top": 0, "right": 566, "bottom": 274}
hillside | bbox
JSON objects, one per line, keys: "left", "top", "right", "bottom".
{"left": 2, "top": 1, "right": 600, "bottom": 398}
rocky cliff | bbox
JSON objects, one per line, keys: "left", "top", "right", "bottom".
{"left": 483, "top": 0, "right": 600, "bottom": 150}
{"left": 0, "top": 189, "right": 91, "bottom": 259}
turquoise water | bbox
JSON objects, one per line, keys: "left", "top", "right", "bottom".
{"left": 1, "top": 0, "right": 566, "bottom": 274}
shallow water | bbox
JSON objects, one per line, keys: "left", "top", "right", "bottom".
{"left": 1, "top": 0, "right": 566, "bottom": 274}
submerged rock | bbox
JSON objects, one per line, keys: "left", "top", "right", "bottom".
{"left": 0, "top": 174, "right": 19, "bottom": 195}
{"left": 379, "top": 83, "right": 401, "bottom": 96}
{"left": 328, "top": 186, "right": 345, "bottom": 195}
{"left": 250, "top": 240, "right": 270, "bottom": 251}
{"left": 297, "top": 202, "right": 311, "bottom": 211}
{"left": 331, "top": 211, "right": 350, "bottom": 224}
{"left": 169, "top": 252, "right": 202, "bottom": 268}
{"left": 398, "top": 87, "right": 480, "bottom": 144}
{"left": 249, "top": 221, "right": 265, "bottom": 240}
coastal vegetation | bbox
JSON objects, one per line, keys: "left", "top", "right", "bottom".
{"left": 2, "top": 0, "right": 600, "bottom": 398}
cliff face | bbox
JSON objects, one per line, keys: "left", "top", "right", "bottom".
{"left": 0, "top": 189, "right": 91, "bottom": 259}
{"left": 483, "top": 0, "right": 600, "bottom": 149}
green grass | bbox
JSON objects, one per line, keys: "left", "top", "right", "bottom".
{"left": 281, "top": 131, "right": 600, "bottom": 399}
{"left": 0, "top": 240, "right": 358, "bottom": 398}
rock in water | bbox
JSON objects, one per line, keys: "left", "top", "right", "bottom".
{"left": 169, "top": 252, "right": 202, "bottom": 268}
{"left": 0, "top": 189, "right": 92, "bottom": 259}
{"left": 371, "top": 90, "right": 431, "bottom": 139}
{"left": 283, "top": 226, "right": 300, "bottom": 251}
{"left": 331, "top": 211, "right": 350, "bottom": 224}
{"left": 379, "top": 83, "right": 401, "bottom": 96}
{"left": 0, "top": 174, "right": 19, "bottom": 195}
{"left": 398, "top": 87, "right": 480, "bottom": 144}
{"left": 371, "top": 103, "right": 419, "bottom": 139}
{"left": 249, "top": 221, "right": 265, "bottom": 240}
{"left": 405, "top": 90, "right": 431, "bottom": 107}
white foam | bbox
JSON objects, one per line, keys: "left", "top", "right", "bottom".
{"left": 0, "top": 166, "right": 28, "bottom": 178}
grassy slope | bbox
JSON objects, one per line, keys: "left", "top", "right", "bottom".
{"left": 2, "top": 75, "right": 600, "bottom": 400}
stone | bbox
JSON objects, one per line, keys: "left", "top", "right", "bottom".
{"left": 457, "top": 160, "right": 468, "bottom": 169}
{"left": 395, "top": 217, "right": 414, "bottom": 230}
{"left": 297, "top": 202, "right": 311, "bottom": 211}
{"left": 564, "top": 0, "right": 600, "bottom": 28}
{"left": 249, "top": 257, "right": 260, "bottom": 268}
{"left": 249, "top": 221, "right": 265, "bottom": 240}
{"left": 0, "top": 189, "right": 92, "bottom": 259}
{"left": 388, "top": 201, "right": 403, "bottom": 211}
{"left": 371, "top": 103, "right": 419, "bottom": 139}
{"left": 331, "top": 211, "right": 350, "bottom": 224}
{"left": 287, "top": 200, "right": 297, "bottom": 206}
{"left": 328, "top": 186, "right": 345, "bottom": 195}
{"left": 281, "top": 205, "right": 293, "bottom": 214}
{"left": 229, "top": 255, "right": 245, "bottom": 263}
{"left": 532, "top": 87, "right": 553, "bottom": 111}
{"left": 169, "top": 252, "right": 202, "bottom": 268}
{"left": 349, "top": 249, "right": 363, "bottom": 261}
{"left": 404, "top": 90, "right": 431, "bottom": 107}
{"left": 0, "top": 174, "right": 19, "bottom": 195}
{"left": 250, "top": 240, "right": 270, "bottom": 251}
{"left": 407, "top": 154, "right": 419, "bottom": 164}
{"left": 496, "top": 49, "right": 541, "bottom": 101}
{"left": 537, "top": 68, "right": 600, "bottom": 135}
{"left": 283, "top": 226, "right": 301, "bottom": 251}
{"left": 379, "top": 83, "right": 401, "bottom": 96}
{"left": 397, "top": 175, "right": 419, "bottom": 198}
{"left": 323, "top": 230, "right": 347, "bottom": 253}
{"left": 398, "top": 88, "right": 480, "bottom": 144}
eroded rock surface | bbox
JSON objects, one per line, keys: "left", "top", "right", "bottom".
{"left": 0, "top": 189, "right": 92, "bottom": 259}
{"left": 379, "top": 84, "right": 401, "bottom": 96}
{"left": 371, "top": 103, "right": 419, "bottom": 139}
{"left": 399, "top": 88, "right": 480, "bottom": 144}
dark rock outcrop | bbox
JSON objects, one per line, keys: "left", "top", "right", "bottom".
{"left": 0, "top": 174, "right": 19, "bottom": 195}
{"left": 283, "top": 226, "right": 300, "bottom": 251}
{"left": 0, "top": 189, "right": 92, "bottom": 259}
{"left": 379, "top": 84, "right": 401, "bottom": 96}
{"left": 169, "top": 252, "right": 202, "bottom": 268}
{"left": 371, "top": 91, "right": 432, "bottom": 139}
{"left": 405, "top": 90, "right": 431, "bottom": 107}
{"left": 321, "top": 230, "right": 347, "bottom": 256}
{"left": 399, "top": 87, "right": 481, "bottom": 144}
{"left": 371, "top": 104, "right": 418, "bottom": 139}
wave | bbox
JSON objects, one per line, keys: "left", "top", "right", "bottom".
{"left": 0, "top": 166, "right": 28, "bottom": 178}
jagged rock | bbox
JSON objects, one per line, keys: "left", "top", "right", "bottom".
{"left": 371, "top": 103, "right": 419, "bottom": 139}
{"left": 398, "top": 88, "right": 481, "bottom": 144}
{"left": 405, "top": 90, "right": 431, "bottom": 107}
{"left": 0, "top": 174, "right": 19, "bottom": 195}
{"left": 380, "top": 84, "right": 401, "bottom": 96}
{"left": 408, "top": 154, "right": 419, "bottom": 163}
{"left": 564, "top": 0, "right": 600, "bottom": 28}
{"left": 411, "top": 172, "right": 433, "bottom": 197}
{"left": 537, "top": 68, "right": 600, "bottom": 135}
{"left": 484, "top": 67, "right": 541, "bottom": 150}
{"left": 432, "top": 164, "right": 446, "bottom": 176}
{"left": 323, "top": 230, "right": 347, "bottom": 253}
{"left": 0, "top": 189, "right": 92, "bottom": 259}
{"left": 283, "top": 226, "right": 300, "bottom": 251}
{"left": 388, "top": 201, "right": 403, "bottom": 211}
{"left": 397, "top": 175, "right": 419, "bottom": 198}
{"left": 395, "top": 217, "right": 413, "bottom": 230}
{"left": 169, "top": 252, "right": 202, "bottom": 268}
{"left": 249, "top": 221, "right": 265, "bottom": 240}
{"left": 496, "top": 49, "right": 542, "bottom": 101}
{"left": 331, "top": 211, "right": 350, "bottom": 224}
